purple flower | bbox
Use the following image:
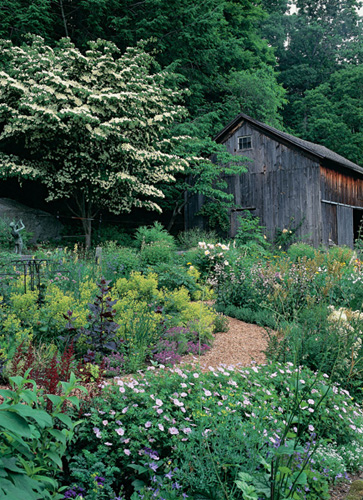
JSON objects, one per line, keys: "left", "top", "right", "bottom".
{"left": 149, "top": 462, "right": 159, "bottom": 472}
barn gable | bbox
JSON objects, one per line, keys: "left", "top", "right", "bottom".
{"left": 186, "top": 113, "right": 363, "bottom": 248}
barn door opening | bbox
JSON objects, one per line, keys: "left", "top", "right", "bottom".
{"left": 337, "top": 205, "right": 353, "bottom": 248}
{"left": 353, "top": 208, "right": 363, "bottom": 244}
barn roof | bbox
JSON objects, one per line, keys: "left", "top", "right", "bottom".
{"left": 215, "top": 112, "right": 363, "bottom": 175}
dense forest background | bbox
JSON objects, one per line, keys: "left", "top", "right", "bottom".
{"left": 0, "top": 0, "right": 362, "bottom": 237}
{"left": 1, "top": 0, "right": 361, "bottom": 164}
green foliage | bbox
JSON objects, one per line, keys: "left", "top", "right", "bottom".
{"left": 0, "top": 371, "right": 85, "bottom": 499}
{"left": 148, "top": 262, "right": 199, "bottom": 296}
{"left": 271, "top": 0, "right": 363, "bottom": 138}
{"left": 197, "top": 199, "right": 232, "bottom": 233}
{"left": 234, "top": 211, "right": 271, "bottom": 255}
{"left": 134, "top": 222, "right": 175, "bottom": 250}
{"left": 135, "top": 223, "right": 176, "bottom": 266}
{"left": 213, "top": 312, "right": 230, "bottom": 333}
{"left": 287, "top": 243, "right": 317, "bottom": 261}
{"left": 274, "top": 217, "right": 305, "bottom": 250}
{"left": 291, "top": 65, "right": 363, "bottom": 166}
{"left": 222, "top": 64, "right": 287, "bottom": 128}
{"left": 140, "top": 241, "right": 174, "bottom": 267}
{"left": 102, "top": 244, "right": 141, "bottom": 280}
{"left": 92, "top": 225, "right": 135, "bottom": 248}
{"left": 0, "top": 37, "right": 189, "bottom": 247}
{"left": 177, "top": 228, "right": 219, "bottom": 250}
{"left": 0, "top": 216, "right": 14, "bottom": 249}
{"left": 63, "top": 363, "right": 363, "bottom": 498}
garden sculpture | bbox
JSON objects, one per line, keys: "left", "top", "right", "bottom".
{"left": 9, "top": 219, "right": 25, "bottom": 255}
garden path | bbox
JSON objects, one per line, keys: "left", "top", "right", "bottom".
{"left": 179, "top": 316, "right": 268, "bottom": 371}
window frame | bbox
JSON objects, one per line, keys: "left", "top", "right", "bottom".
{"left": 237, "top": 135, "right": 252, "bottom": 151}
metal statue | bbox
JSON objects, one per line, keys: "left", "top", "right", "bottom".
{"left": 9, "top": 219, "right": 25, "bottom": 255}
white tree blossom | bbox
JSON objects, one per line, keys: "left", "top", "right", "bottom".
{"left": 0, "top": 36, "right": 189, "bottom": 247}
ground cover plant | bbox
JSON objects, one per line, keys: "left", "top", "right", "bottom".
{"left": 60, "top": 362, "right": 363, "bottom": 499}
{"left": 1, "top": 223, "right": 363, "bottom": 499}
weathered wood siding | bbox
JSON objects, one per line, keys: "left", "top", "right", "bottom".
{"left": 320, "top": 165, "right": 363, "bottom": 247}
{"left": 320, "top": 166, "right": 363, "bottom": 207}
{"left": 186, "top": 120, "right": 362, "bottom": 248}
{"left": 222, "top": 122, "right": 321, "bottom": 246}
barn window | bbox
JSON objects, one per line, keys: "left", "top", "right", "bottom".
{"left": 238, "top": 135, "right": 252, "bottom": 150}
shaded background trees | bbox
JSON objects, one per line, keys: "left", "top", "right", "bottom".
{"left": 0, "top": 0, "right": 361, "bottom": 236}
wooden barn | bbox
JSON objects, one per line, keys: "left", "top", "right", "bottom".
{"left": 186, "top": 113, "right": 363, "bottom": 248}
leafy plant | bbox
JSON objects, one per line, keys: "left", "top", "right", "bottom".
{"left": 213, "top": 312, "right": 230, "bottom": 333}
{"left": 274, "top": 217, "right": 305, "bottom": 250}
{"left": 78, "top": 278, "right": 121, "bottom": 356}
{"left": 0, "top": 371, "right": 85, "bottom": 499}
{"left": 234, "top": 211, "right": 271, "bottom": 255}
{"left": 140, "top": 241, "right": 174, "bottom": 266}
{"left": 134, "top": 222, "right": 176, "bottom": 250}
{"left": 177, "top": 228, "right": 219, "bottom": 249}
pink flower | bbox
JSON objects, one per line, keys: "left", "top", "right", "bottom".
{"left": 93, "top": 427, "right": 102, "bottom": 438}
{"left": 182, "top": 427, "right": 192, "bottom": 434}
{"left": 105, "top": 442, "right": 112, "bottom": 446}
{"left": 145, "top": 421, "right": 152, "bottom": 428}
{"left": 115, "top": 428, "right": 125, "bottom": 436}
{"left": 102, "top": 420, "right": 108, "bottom": 426}
{"left": 124, "top": 449, "right": 131, "bottom": 456}
{"left": 168, "top": 427, "right": 179, "bottom": 435}
{"left": 158, "top": 423, "right": 164, "bottom": 431}
{"left": 155, "top": 399, "right": 163, "bottom": 406}
{"left": 193, "top": 373, "right": 199, "bottom": 378}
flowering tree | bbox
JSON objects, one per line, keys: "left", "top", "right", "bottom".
{"left": 0, "top": 36, "right": 189, "bottom": 247}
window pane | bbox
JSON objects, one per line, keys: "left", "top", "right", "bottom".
{"left": 238, "top": 136, "right": 252, "bottom": 150}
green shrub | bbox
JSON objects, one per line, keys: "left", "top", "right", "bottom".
{"left": 287, "top": 242, "right": 317, "bottom": 261}
{"left": 140, "top": 241, "right": 174, "bottom": 266}
{"left": 134, "top": 222, "right": 175, "bottom": 250}
{"left": 102, "top": 244, "right": 141, "bottom": 279}
{"left": 266, "top": 304, "right": 363, "bottom": 400}
{"left": 234, "top": 211, "right": 271, "bottom": 253}
{"left": 213, "top": 312, "right": 230, "bottom": 333}
{"left": 148, "top": 262, "right": 199, "bottom": 295}
{"left": 92, "top": 224, "right": 135, "bottom": 247}
{"left": 177, "top": 227, "right": 219, "bottom": 249}
{"left": 327, "top": 245, "right": 354, "bottom": 265}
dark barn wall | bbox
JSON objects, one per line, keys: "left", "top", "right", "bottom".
{"left": 320, "top": 166, "right": 363, "bottom": 208}
{"left": 320, "top": 165, "right": 363, "bottom": 248}
{"left": 222, "top": 122, "right": 322, "bottom": 246}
